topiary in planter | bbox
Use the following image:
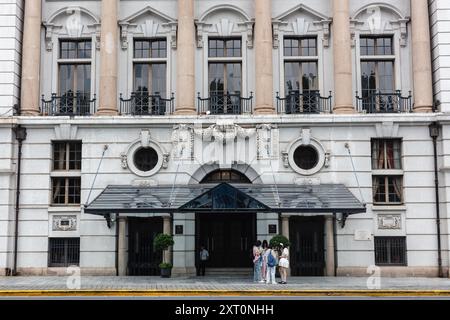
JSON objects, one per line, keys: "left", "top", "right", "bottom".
{"left": 154, "top": 233, "right": 175, "bottom": 278}
{"left": 269, "top": 234, "right": 291, "bottom": 249}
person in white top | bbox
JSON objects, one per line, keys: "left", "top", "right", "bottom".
{"left": 278, "top": 243, "right": 290, "bottom": 284}
{"left": 265, "top": 246, "right": 278, "bottom": 285}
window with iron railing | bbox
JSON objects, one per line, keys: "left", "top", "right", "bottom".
{"left": 48, "top": 238, "right": 80, "bottom": 267}
{"left": 357, "top": 36, "right": 411, "bottom": 113}
{"left": 198, "top": 38, "right": 253, "bottom": 115}
{"left": 51, "top": 141, "right": 82, "bottom": 206}
{"left": 277, "top": 37, "right": 331, "bottom": 114}
{"left": 371, "top": 139, "right": 403, "bottom": 205}
{"left": 42, "top": 40, "right": 95, "bottom": 116}
{"left": 374, "top": 237, "right": 407, "bottom": 266}
{"left": 120, "top": 39, "right": 171, "bottom": 115}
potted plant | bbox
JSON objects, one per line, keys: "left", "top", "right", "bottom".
{"left": 269, "top": 235, "right": 291, "bottom": 251}
{"left": 153, "top": 233, "right": 175, "bottom": 278}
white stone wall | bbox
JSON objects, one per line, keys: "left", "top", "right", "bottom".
{"left": 430, "top": 0, "right": 450, "bottom": 277}
{"left": 0, "top": 0, "right": 22, "bottom": 116}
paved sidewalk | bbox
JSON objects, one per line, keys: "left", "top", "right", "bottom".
{"left": 0, "top": 276, "right": 449, "bottom": 293}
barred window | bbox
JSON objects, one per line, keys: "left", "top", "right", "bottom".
{"left": 48, "top": 238, "right": 80, "bottom": 267}
{"left": 375, "top": 237, "right": 407, "bottom": 266}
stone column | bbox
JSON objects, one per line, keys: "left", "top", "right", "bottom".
{"left": 175, "top": 0, "right": 196, "bottom": 115}
{"left": 411, "top": 0, "right": 434, "bottom": 113}
{"left": 97, "top": 0, "right": 119, "bottom": 115}
{"left": 20, "top": 0, "right": 42, "bottom": 116}
{"left": 332, "top": 0, "right": 354, "bottom": 114}
{"left": 325, "top": 216, "right": 336, "bottom": 276}
{"left": 163, "top": 216, "right": 172, "bottom": 264}
{"left": 117, "top": 217, "right": 127, "bottom": 276}
{"left": 254, "top": 0, "right": 275, "bottom": 114}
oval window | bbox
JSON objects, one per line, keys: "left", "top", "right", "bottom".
{"left": 133, "top": 147, "right": 158, "bottom": 172}
{"left": 293, "top": 145, "right": 319, "bottom": 170}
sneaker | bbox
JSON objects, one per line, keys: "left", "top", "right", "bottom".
{"left": 271, "top": 282, "right": 277, "bottom": 285}
{"left": 259, "top": 280, "right": 265, "bottom": 283}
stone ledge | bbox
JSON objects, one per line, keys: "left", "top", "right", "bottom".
{"left": 337, "top": 266, "right": 449, "bottom": 278}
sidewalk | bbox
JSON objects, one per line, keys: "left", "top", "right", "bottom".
{"left": 0, "top": 276, "right": 450, "bottom": 296}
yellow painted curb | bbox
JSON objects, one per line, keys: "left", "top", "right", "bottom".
{"left": 0, "top": 290, "right": 450, "bottom": 297}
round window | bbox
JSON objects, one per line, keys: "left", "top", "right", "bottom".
{"left": 293, "top": 145, "right": 319, "bottom": 170}
{"left": 133, "top": 147, "right": 159, "bottom": 172}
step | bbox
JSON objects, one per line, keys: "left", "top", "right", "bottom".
{"left": 204, "top": 268, "right": 253, "bottom": 276}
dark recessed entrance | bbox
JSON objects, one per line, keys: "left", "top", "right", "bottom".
{"left": 128, "top": 218, "right": 162, "bottom": 276}
{"left": 196, "top": 213, "right": 256, "bottom": 270}
{"left": 290, "top": 216, "right": 325, "bottom": 276}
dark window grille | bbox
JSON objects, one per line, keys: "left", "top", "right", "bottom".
{"left": 375, "top": 237, "right": 407, "bottom": 266}
{"left": 201, "top": 169, "right": 251, "bottom": 184}
{"left": 48, "top": 238, "right": 80, "bottom": 267}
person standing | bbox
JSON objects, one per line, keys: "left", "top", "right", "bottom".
{"left": 260, "top": 240, "right": 269, "bottom": 283}
{"left": 199, "top": 245, "right": 209, "bottom": 276}
{"left": 278, "top": 243, "right": 290, "bottom": 284}
{"left": 252, "top": 240, "right": 262, "bottom": 282}
{"left": 265, "top": 245, "right": 278, "bottom": 285}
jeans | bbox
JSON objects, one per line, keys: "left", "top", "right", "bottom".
{"left": 253, "top": 260, "right": 262, "bottom": 282}
{"left": 199, "top": 261, "right": 207, "bottom": 276}
{"left": 266, "top": 266, "right": 276, "bottom": 283}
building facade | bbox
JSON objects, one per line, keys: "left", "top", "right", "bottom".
{"left": 0, "top": 0, "right": 449, "bottom": 278}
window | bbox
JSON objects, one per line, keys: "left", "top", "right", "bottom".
{"left": 208, "top": 38, "right": 243, "bottom": 114}
{"left": 58, "top": 40, "right": 92, "bottom": 114}
{"left": 293, "top": 145, "right": 319, "bottom": 170}
{"left": 48, "top": 238, "right": 80, "bottom": 267}
{"left": 375, "top": 237, "right": 407, "bottom": 266}
{"left": 371, "top": 139, "right": 403, "bottom": 205}
{"left": 201, "top": 170, "right": 251, "bottom": 184}
{"left": 360, "top": 36, "right": 395, "bottom": 112}
{"left": 53, "top": 141, "right": 82, "bottom": 171}
{"left": 284, "top": 37, "right": 318, "bottom": 94}
{"left": 133, "top": 147, "right": 159, "bottom": 172}
{"left": 133, "top": 39, "right": 167, "bottom": 97}
{"left": 51, "top": 141, "right": 82, "bottom": 205}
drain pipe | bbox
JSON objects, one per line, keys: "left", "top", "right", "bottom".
{"left": 12, "top": 125, "right": 27, "bottom": 276}
{"left": 429, "top": 122, "right": 443, "bottom": 278}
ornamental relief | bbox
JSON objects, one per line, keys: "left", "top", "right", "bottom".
{"left": 52, "top": 215, "right": 77, "bottom": 232}
{"left": 377, "top": 215, "right": 402, "bottom": 230}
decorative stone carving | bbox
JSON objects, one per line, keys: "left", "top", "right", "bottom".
{"left": 257, "top": 124, "right": 279, "bottom": 160}
{"left": 120, "top": 22, "right": 130, "bottom": 49}
{"left": 292, "top": 18, "right": 309, "bottom": 35}
{"left": 245, "top": 22, "right": 254, "bottom": 48}
{"left": 162, "top": 153, "right": 170, "bottom": 169}
{"left": 195, "top": 123, "right": 255, "bottom": 142}
{"left": 52, "top": 215, "right": 77, "bottom": 231}
{"left": 65, "top": 7, "right": 84, "bottom": 37}
{"left": 120, "top": 153, "right": 128, "bottom": 169}
{"left": 43, "top": 23, "right": 56, "bottom": 51}
{"left": 172, "top": 124, "right": 194, "bottom": 160}
{"left": 140, "top": 130, "right": 151, "bottom": 148}
{"left": 324, "top": 151, "right": 331, "bottom": 168}
{"left": 282, "top": 151, "right": 289, "bottom": 168}
{"left": 378, "top": 215, "right": 402, "bottom": 230}
{"left": 216, "top": 18, "right": 234, "bottom": 37}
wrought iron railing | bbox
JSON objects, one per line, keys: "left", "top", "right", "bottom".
{"left": 41, "top": 92, "right": 96, "bottom": 116}
{"left": 119, "top": 92, "right": 175, "bottom": 116}
{"left": 356, "top": 90, "right": 412, "bottom": 113}
{"left": 276, "top": 90, "right": 333, "bottom": 114}
{"left": 197, "top": 92, "right": 253, "bottom": 115}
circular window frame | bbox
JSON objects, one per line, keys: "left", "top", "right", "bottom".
{"left": 127, "top": 141, "right": 164, "bottom": 177}
{"left": 288, "top": 139, "right": 326, "bottom": 176}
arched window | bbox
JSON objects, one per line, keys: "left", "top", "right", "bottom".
{"left": 201, "top": 170, "right": 251, "bottom": 184}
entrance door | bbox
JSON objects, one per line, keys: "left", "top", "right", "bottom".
{"left": 128, "top": 218, "right": 162, "bottom": 276}
{"left": 196, "top": 213, "right": 255, "bottom": 269}
{"left": 290, "top": 217, "right": 325, "bottom": 276}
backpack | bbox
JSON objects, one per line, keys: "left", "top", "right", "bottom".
{"left": 267, "top": 251, "right": 277, "bottom": 267}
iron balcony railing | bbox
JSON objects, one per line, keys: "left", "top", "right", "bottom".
{"left": 276, "top": 90, "right": 333, "bottom": 114}
{"left": 356, "top": 90, "right": 412, "bottom": 113}
{"left": 197, "top": 91, "right": 253, "bottom": 115}
{"left": 41, "top": 92, "right": 96, "bottom": 116}
{"left": 119, "top": 92, "right": 175, "bottom": 116}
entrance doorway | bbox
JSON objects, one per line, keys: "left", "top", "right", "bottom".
{"left": 128, "top": 218, "right": 162, "bottom": 276}
{"left": 290, "top": 216, "right": 325, "bottom": 276}
{"left": 196, "top": 213, "right": 256, "bottom": 270}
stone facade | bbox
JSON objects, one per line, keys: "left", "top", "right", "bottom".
{"left": 0, "top": 0, "right": 449, "bottom": 278}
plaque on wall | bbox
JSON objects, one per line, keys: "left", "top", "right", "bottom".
{"left": 378, "top": 214, "right": 402, "bottom": 230}
{"left": 175, "top": 225, "right": 184, "bottom": 235}
{"left": 52, "top": 215, "right": 77, "bottom": 231}
{"left": 268, "top": 224, "right": 277, "bottom": 234}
